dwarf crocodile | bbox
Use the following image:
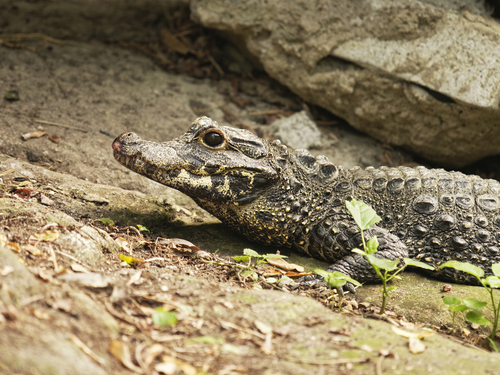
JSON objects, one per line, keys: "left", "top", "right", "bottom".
{"left": 112, "top": 116, "right": 500, "bottom": 286}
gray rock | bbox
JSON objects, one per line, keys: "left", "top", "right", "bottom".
{"left": 272, "top": 111, "right": 322, "bottom": 150}
{"left": 191, "top": 0, "right": 500, "bottom": 167}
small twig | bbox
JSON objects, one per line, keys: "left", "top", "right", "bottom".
{"left": 55, "top": 78, "right": 68, "bottom": 98}
{"left": 207, "top": 54, "right": 224, "bottom": 76}
{"left": 0, "top": 33, "right": 71, "bottom": 46}
{"left": 284, "top": 356, "right": 369, "bottom": 365}
{"left": 0, "top": 169, "right": 16, "bottom": 177}
{"left": 35, "top": 119, "right": 88, "bottom": 133}
{"left": 54, "top": 250, "right": 88, "bottom": 267}
{"left": 220, "top": 320, "right": 266, "bottom": 339}
{"left": 69, "top": 333, "right": 106, "bottom": 365}
{"left": 48, "top": 245, "right": 61, "bottom": 273}
{"left": 247, "top": 109, "right": 294, "bottom": 116}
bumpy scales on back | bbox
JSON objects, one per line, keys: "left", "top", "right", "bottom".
{"left": 113, "top": 117, "right": 500, "bottom": 285}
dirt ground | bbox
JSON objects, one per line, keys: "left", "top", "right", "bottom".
{"left": 1, "top": 1, "right": 500, "bottom": 375}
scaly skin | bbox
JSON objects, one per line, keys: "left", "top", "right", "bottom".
{"left": 112, "top": 116, "right": 500, "bottom": 286}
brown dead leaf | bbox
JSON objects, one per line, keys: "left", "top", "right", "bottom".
{"left": 48, "top": 134, "right": 61, "bottom": 143}
{"left": 70, "top": 263, "right": 90, "bottom": 273}
{"left": 21, "top": 130, "right": 48, "bottom": 140}
{"left": 266, "top": 258, "right": 304, "bottom": 272}
{"left": 30, "top": 308, "right": 51, "bottom": 320}
{"left": 161, "top": 29, "right": 192, "bottom": 55}
{"left": 52, "top": 299, "right": 73, "bottom": 313}
{"left": 29, "top": 230, "right": 60, "bottom": 242}
{"left": 156, "top": 356, "right": 196, "bottom": 375}
{"left": 143, "top": 344, "right": 165, "bottom": 367}
{"left": 25, "top": 244, "right": 42, "bottom": 256}
{"left": 38, "top": 269, "right": 54, "bottom": 282}
{"left": 109, "top": 340, "right": 144, "bottom": 374}
{"left": 158, "top": 238, "right": 200, "bottom": 253}
{"left": 115, "top": 237, "right": 131, "bottom": 253}
{"left": 7, "top": 242, "right": 21, "bottom": 253}
{"left": 13, "top": 188, "right": 33, "bottom": 199}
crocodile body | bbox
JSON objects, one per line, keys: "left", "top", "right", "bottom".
{"left": 112, "top": 116, "right": 500, "bottom": 285}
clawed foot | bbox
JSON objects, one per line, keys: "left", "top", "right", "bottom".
{"left": 293, "top": 274, "right": 357, "bottom": 295}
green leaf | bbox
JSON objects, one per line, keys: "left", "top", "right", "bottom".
{"left": 448, "top": 305, "right": 468, "bottom": 312}
{"left": 463, "top": 298, "right": 487, "bottom": 310}
{"left": 136, "top": 224, "right": 149, "bottom": 232}
{"left": 491, "top": 264, "right": 500, "bottom": 277}
{"left": 484, "top": 276, "right": 500, "bottom": 288}
{"left": 439, "top": 261, "right": 484, "bottom": 279}
{"left": 96, "top": 218, "right": 115, "bottom": 226}
{"left": 314, "top": 270, "right": 362, "bottom": 288}
{"left": 366, "top": 236, "right": 379, "bottom": 255}
{"left": 152, "top": 309, "right": 178, "bottom": 327}
{"left": 466, "top": 310, "right": 490, "bottom": 325}
{"left": 346, "top": 199, "right": 382, "bottom": 230}
{"left": 443, "top": 296, "right": 462, "bottom": 306}
{"left": 403, "top": 258, "right": 435, "bottom": 271}
{"left": 352, "top": 248, "right": 367, "bottom": 256}
{"left": 232, "top": 256, "right": 250, "bottom": 263}
{"left": 366, "top": 254, "right": 399, "bottom": 271}
{"left": 387, "top": 286, "right": 397, "bottom": 292}
{"left": 243, "top": 248, "right": 261, "bottom": 258}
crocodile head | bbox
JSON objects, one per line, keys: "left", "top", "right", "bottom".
{"left": 112, "top": 117, "right": 282, "bottom": 207}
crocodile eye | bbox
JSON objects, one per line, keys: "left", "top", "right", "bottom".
{"left": 203, "top": 131, "right": 224, "bottom": 147}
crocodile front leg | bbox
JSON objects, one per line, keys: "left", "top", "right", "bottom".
{"left": 297, "top": 223, "right": 408, "bottom": 291}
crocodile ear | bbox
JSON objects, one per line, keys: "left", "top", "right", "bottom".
{"left": 316, "top": 155, "right": 338, "bottom": 181}
{"left": 293, "top": 151, "right": 338, "bottom": 182}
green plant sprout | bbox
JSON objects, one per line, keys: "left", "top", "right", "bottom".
{"left": 232, "top": 248, "right": 287, "bottom": 265}
{"left": 442, "top": 296, "right": 487, "bottom": 334}
{"left": 440, "top": 261, "right": 500, "bottom": 349}
{"left": 346, "top": 199, "right": 434, "bottom": 314}
{"left": 314, "top": 269, "right": 361, "bottom": 311}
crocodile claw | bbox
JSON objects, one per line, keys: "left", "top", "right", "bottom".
{"left": 293, "top": 274, "right": 357, "bottom": 296}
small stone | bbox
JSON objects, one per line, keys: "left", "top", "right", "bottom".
{"left": 442, "top": 284, "right": 452, "bottom": 292}
{"left": 40, "top": 194, "right": 54, "bottom": 206}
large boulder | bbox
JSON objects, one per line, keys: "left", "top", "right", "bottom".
{"left": 191, "top": 0, "right": 500, "bottom": 167}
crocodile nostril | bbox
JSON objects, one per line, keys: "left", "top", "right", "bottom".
{"left": 112, "top": 139, "right": 122, "bottom": 152}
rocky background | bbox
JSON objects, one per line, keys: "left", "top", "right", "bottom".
{"left": 1, "top": 1, "right": 500, "bottom": 374}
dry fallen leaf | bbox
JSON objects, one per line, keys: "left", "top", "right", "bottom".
{"left": 158, "top": 238, "right": 200, "bottom": 253}
{"left": 408, "top": 336, "right": 426, "bottom": 354}
{"left": 13, "top": 188, "right": 33, "bottom": 198}
{"left": 160, "top": 29, "right": 192, "bottom": 55}
{"left": 38, "top": 269, "right": 54, "bottom": 282}
{"left": 48, "top": 134, "right": 61, "bottom": 143}
{"left": 143, "top": 344, "right": 165, "bottom": 367}
{"left": 391, "top": 326, "right": 434, "bottom": 339}
{"left": 115, "top": 237, "right": 131, "bottom": 253}
{"left": 70, "top": 263, "right": 90, "bottom": 273}
{"left": 266, "top": 258, "right": 304, "bottom": 272}
{"left": 8, "top": 242, "right": 21, "bottom": 253}
{"left": 24, "top": 244, "right": 42, "bottom": 256}
{"left": 156, "top": 356, "right": 196, "bottom": 375}
{"left": 52, "top": 299, "right": 73, "bottom": 313}
{"left": 109, "top": 340, "right": 144, "bottom": 374}
{"left": 21, "top": 130, "right": 48, "bottom": 140}
{"left": 29, "top": 230, "right": 60, "bottom": 242}
{"left": 31, "top": 308, "right": 51, "bottom": 320}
